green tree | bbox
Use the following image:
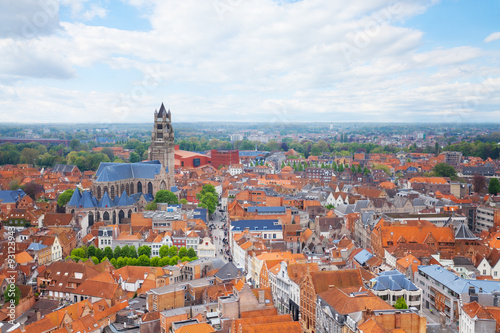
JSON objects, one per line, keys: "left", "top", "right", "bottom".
{"left": 154, "top": 190, "right": 178, "bottom": 205}
{"left": 181, "top": 256, "right": 190, "bottom": 262}
{"left": 116, "top": 257, "right": 127, "bottom": 268}
{"left": 145, "top": 202, "right": 158, "bottom": 210}
{"left": 138, "top": 255, "right": 150, "bottom": 266}
{"left": 103, "top": 247, "right": 113, "bottom": 260}
{"left": 180, "top": 198, "right": 188, "bottom": 204}
{"left": 394, "top": 297, "right": 408, "bottom": 309}
{"left": 4, "top": 284, "right": 21, "bottom": 306}
{"left": 325, "top": 204, "right": 335, "bottom": 210}
{"left": 150, "top": 256, "right": 160, "bottom": 267}
{"left": 129, "top": 152, "right": 141, "bottom": 163}
{"left": 159, "top": 257, "right": 170, "bottom": 266}
{"left": 20, "top": 148, "right": 39, "bottom": 165}
{"left": 95, "top": 248, "right": 104, "bottom": 261}
{"left": 100, "top": 256, "right": 108, "bottom": 263}
{"left": 91, "top": 256, "right": 99, "bottom": 265}
{"left": 198, "top": 192, "right": 218, "bottom": 214}
{"left": 101, "top": 148, "right": 114, "bottom": 161}
{"left": 159, "top": 245, "right": 170, "bottom": 258}
{"left": 187, "top": 248, "right": 197, "bottom": 258}
{"left": 168, "top": 246, "right": 178, "bottom": 258}
{"left": 128, "top": 246, "right": 138, "bottom": 258}
{"left": 178, "top": 247, "right": 187, "bottom": 258}
{"left": 71, "top": 248, "right": 85, "bottom": 259}
{"left": 113, "top": 246, "right": 122, "bottom": 259}
{"left": 138, "top": 245, "right": 152, "bottom": 258}
{"left": 489, "top": 178, "right": 500, "bottom": 195}
{"left": 110, "top": 258, "right": 117, "bottom": 268}
{"left": 88, "top": 245, "right": 97, "bottom": 258}
{"left": 9, "top": 179, "right": 20, "bottom": 190}
{"left": 433, "top": 163, "right": 457, "bottom": 178}
{"left": 170, "top": 255, "right": 180, "bottom": 264}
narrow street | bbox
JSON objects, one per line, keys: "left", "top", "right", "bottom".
{"left": 209, "top": 206, "right": 231, "bottom": 262}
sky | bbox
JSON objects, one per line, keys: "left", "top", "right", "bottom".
{"left": 1, "top": 0, "right": 500, "bottom": 124}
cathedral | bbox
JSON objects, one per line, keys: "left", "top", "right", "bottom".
{"left": 66, "top": 104, "right": 176, "bottom": 225}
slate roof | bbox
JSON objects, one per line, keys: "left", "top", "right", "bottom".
{"left": 353, "top": 249, "right": 374, "bottom": 266}
{"left": 67, "top": 189, "right": 82, "bottom": 206}
{"left": 98, "top": 191, "right": 114, "bottom": 208}
{"left": 53, "top": 164, "right": 77, "bottom": 173}
{"left": 419, "top": 265, "right": 500, "bottom": 294}
{"left": 114, "top": 190, "right": 134, "bottom": 207}
{"left": 157, "top": 103, "right": 169, "bottom": 117}
{"left": 214, "top": 262, "right": 241, "bottom": 281}
{"left": 231, "top": 219, "right": 281, "bottom": 232}
{"left": 193, "top": 208, "right": 207, "bottom": 223}
{"left": 95, "top": 161, "right": 164, "bottom": 182}
{"left": 455, "top": 223, "right": 478, "bottom": 240}
{"left": 247, "top": 206, "right": 286, "bottom": 214}
{"left": 0, "top": 189, "right": 26, "bottom": 203}
{"left": 28, "top": 242, "right": 47, "bottom": 251}
{"left": 370, "top": 270, "right": 418, "bottom": 292}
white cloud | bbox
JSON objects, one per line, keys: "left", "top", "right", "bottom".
{"left": 0, "top": 0, "right": 61, "bottom": 39}
{"left": 485, "top": 31, "right": 500, "bottom": 43}
{"left": 60, "top": 0, "right": 108, "bottom": 21}
{"left": 0, "top": 0, "right": 499, "bottom": 122}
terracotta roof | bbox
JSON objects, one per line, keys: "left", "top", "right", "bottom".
{"left": 44, "top": 213, "right": 73, "bottom": 226}
{"left": 318, "top": 287, "right": 393, "bottom": 314}
{"left": 15, "top": 251, "right": 34, "bottom": 264}
{"left": 241, "top": 321, "right": 301, "bottom": 333}
{"left": 462, "top": 301, "right": 494, "bottom": 320}
{"left": 175, "top": 323, "right": 215, "bottom": 333}
{"left": 310, "top": 269, "right": 364, "bottom": 294}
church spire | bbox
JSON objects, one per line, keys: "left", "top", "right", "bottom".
{"left": 158, "top": 103, "right": 167, "bottom": 117}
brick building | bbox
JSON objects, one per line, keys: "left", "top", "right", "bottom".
{"left": 210, "top": 149, "right": 239, "bottom": 169}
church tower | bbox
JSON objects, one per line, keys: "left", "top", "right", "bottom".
{"left": 148, "top": 103, "right": 175, "bottom": 186}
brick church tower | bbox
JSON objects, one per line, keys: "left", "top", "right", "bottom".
{"left": 148, "top": 103, "right": 175, "bottom": 187}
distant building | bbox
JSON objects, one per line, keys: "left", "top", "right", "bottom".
{"left": 442, "top": 151, "right": 462, "bottom": 166}
{"left": 174, "top": 145, "right": 211, "bottom": 169}
{"left": 210, "top": 149, "right": 239, "bottom": 169}
{"left": 229, "top": 134, "right": 244, "bottom": 142}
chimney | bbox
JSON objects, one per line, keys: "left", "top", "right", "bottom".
{"left": 258, "top": 290, "right": 265, "bottom": 304}
{"left": 36, "top": 309, "right": 41, "bottom": 321}
{"left": 395, "top": 311, "right": 401, "bottom": 328}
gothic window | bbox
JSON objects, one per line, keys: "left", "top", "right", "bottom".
{"left": 97, "top": 187, "right": 102, "bottom": 200}
{"left": 148, "top": 182, "right": 153, "bottom": 195}
{"left": 120, "top": 184, "right": 125, "bottom": 194}
{"left": 126, "top": 183, "right": 130, "bottom": 195}
{"left": 103, "top": 212, "right": 110, "bottom": 220}
{"left": 137, "top": 182, "right": 142, "bottom": 193}
{"left": 130, "top": 182, "right": 134, "bottom": 194}
{"left": 110, "top": 186, "right": 115, "bottom": 199}
{"left": 119, "top": 210, "right": 125, "bottom": 223}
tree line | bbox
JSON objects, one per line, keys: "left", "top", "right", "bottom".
{"left": 68, "top": 244, "right": 198, "bottom": 269}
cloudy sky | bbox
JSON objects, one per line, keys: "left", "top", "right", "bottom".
{"left": 1, "top": 0, "right": 500, "bottom": 123}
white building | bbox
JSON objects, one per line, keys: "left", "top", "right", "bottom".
{"left": 198, "top": 237, "right": 216, "bottom": 258}
{"left": 368, "top": 270, "right": 422, "bottom": 310}
{"left": 228, "top": 164, "right": 243, "bottom": 176}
